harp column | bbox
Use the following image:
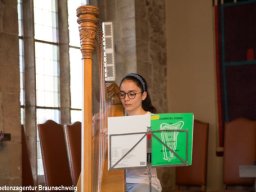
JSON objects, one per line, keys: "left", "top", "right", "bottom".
{"left": 77, "top": 5, "right": 99, "bottom": 192}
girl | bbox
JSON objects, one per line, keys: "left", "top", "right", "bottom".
{"left": 119, "top": 73, "right": 162, "bottom": 192}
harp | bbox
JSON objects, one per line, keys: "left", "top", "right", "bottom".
{"left": 76, "top": 5, "right": 125, "bottom": 192}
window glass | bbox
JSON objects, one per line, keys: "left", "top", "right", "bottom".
{"left": 34, "top": 0, "right": 59, "bottom": 177}
{"left": 68, "top": 0, "right": 87, "bottom": 46}
{"left": 18, "top": 0, "right": 86, "bottom": 178}
{"left": 71, "top": 110, "right": 82, "bottom": 123}
{"left": 70, "top": 48, "right": 82, "bottom": 109}
{"left": 36, "top": 109, "right": 60, "bottom": 124}
{"left": 34, "top": 0, "right": 58, "bottom": 42}
{"left": 35, "top": 42, "right": 60, "bottom": 107}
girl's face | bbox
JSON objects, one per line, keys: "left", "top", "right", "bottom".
{"left": 119, "top": 79, "right": 147, "bottom": 116}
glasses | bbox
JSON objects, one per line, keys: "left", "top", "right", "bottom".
{"left": 118, "top": 91, "right": 142, "bottom": 99}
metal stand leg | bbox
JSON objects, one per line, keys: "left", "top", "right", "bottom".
{"left": 147, "top": 163, "right": 152, "bottom": 192}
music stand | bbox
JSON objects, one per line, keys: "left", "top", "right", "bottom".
{"left": 108, "top": 113, "right": 194, "bottom": 192}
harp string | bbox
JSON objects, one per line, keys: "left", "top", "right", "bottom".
{"left": 93, "top": 21, "right": 108, "bottom": 192}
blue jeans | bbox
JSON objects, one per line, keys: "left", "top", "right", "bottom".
{"left": 126, "top": 183, "right": 161, "bottom": 192}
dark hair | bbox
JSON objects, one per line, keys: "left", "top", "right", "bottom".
{"left": 120, "top": 73, "right": 157, "bottom": 113}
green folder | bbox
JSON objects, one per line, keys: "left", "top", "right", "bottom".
{"left": 151, "top": 113, "right": 194, "bottom": 167}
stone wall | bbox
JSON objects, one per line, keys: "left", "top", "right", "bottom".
{"left": 134, "top": 1, "right": 172, "bottom": 191}
{"left": 99, "top": 0, "right": 167, "bottom": 112}
{"left": 0, "top": 0, "right": 21, "bottom": 185}
{"left": 99, "top": 0, "right": 137, "bottom": 83}
{"left": 135, "top": 0, "right": 167, "bottom": 113}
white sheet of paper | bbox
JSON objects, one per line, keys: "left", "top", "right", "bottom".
{"left": 108, "top": 113, "right": 150, "bottom": 169}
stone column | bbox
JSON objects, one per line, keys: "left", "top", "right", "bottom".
{"left": 135, "top": 0, "right": 167, "bottom": 113}
{"left": 0, "top": 0, "right": 21, "bottom": 185}
{"left": 135, "top": 1, "right": 170, "bottom": 190}
{"left": 98, "top": 0, "right": 137, "bottom": 83}
{"left": 22, "top": 0, "right": 38, "bottom": 184}
{"left": 58, "top": 0, "right": 71, "bottom": 124}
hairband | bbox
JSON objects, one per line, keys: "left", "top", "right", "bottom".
{"left": 126, "top": 73, "right": 146, "bottom": 91}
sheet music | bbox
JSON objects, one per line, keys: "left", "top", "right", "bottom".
{"left": 108, "top": 114, "right": 150, "bottom": 169}
{"left": 151, "top": 113, "right": 194, "bottom": 166}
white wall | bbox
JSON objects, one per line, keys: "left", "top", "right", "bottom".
{"left": 166, "top": 0, "right": 224, "bottom": 191}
